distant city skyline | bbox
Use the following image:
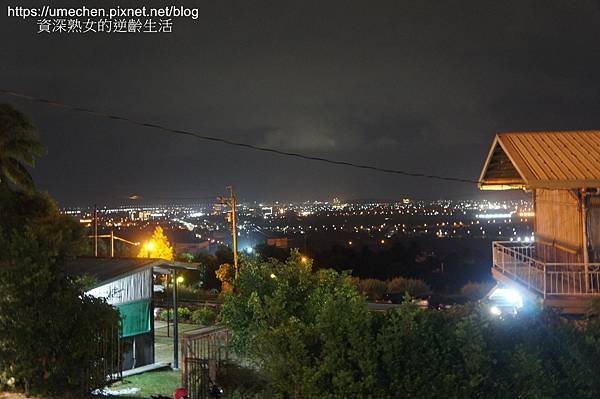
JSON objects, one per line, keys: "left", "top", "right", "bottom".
{"left": 57, "top": 190, "right": 529, "bottom": 208}
{"left": 68, "top": 197, "right": 535, "bottom": 256}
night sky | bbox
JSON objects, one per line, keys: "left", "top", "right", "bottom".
{"left": 2, "top": 0, "right": 599, "bottom": 205}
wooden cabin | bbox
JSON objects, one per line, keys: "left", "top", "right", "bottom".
{"left": 479, "top": 131, "right": 600, "bottom": 314}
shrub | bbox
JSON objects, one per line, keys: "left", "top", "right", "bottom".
{"left": 0, "top": 231, "right": 120, "bottom": 396}
{"left": 460, "top": 281, "right": 494, "bottom": 300}
{"left": 387, "top": 277, "right": 430, "bottom": 297}
{"left": 358, "top": 278, "right": 388, "bottom": 300}
{"left": 179, "top": 307, "right": 192, "bottom": 321}
{"left": 221, "top": 253, "right": 378, "bottom": 398}
{"left": 157, "top": 285, "right": 200, "bottom": 302}
{"left": 159, "top": 307, "right": 192, "bottom": 322}
{"left": 217, "top": 362, "right": 271, "bottom": 397}
{"left": 221, "top": 251, "right": 600, "bottom": 398}
{"left": 355, "top": 277, "right": 429, "bottom": 300}
{"left": 191, "top": 306, "right": 217, "bottom": 326}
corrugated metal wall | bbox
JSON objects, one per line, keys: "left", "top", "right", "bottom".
{"left": 86, "top": 267, "right": 155, "bottom": 371}
{"left": 534, "top": 188, "right": 583, "bottom": 263}
{"left": 87, "top": 268, "right": 152, "bottom": 305}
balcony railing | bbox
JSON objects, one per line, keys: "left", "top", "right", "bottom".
{"left": 492, "top": 241, "right": 600, "bottom": 297}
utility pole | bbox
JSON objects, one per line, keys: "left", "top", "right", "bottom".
{"left": 110, "top": 230, "right": 115, "bottom": 258}
{"left": 94, "top": 204, "right": 98, "bottom": 257}
{"left": 218, "top": 186, "right": 239, "bottom": 277}
{"left": 87, "top": 234, "right": 139, "bottom": 256}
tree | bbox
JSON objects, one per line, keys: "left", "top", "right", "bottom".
{"left": 193, "top": 252, "right": 222, "bottom": 290}
{"left": 220, "top": 251, "right": 378, "bottom": 398}
{"left": 137, "top": 225, "right": 174, "bottom": 260}
{"left": 222, "top": 252, "right": 600, "bottom": 399}
{"left": 254, "top": 242, "right": 290, "bottom": 262}
{"left": 0, "top": 104, "right": 45, "bottom": 192}
{"left": 0, "top": 189, "right": 120, "bottom": 397}
{"left": 216, "top": 263, "right": 234, "bottom": 293}
{"left": 0, "top": 188, "right": 88, "bottom": 260}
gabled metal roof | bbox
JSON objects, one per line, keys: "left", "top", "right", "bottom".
{"left": 61, "top": 257, "right": 200, "bottom": 287}
{"left": 479, "top": 131, "right": 600, "bottom": 190}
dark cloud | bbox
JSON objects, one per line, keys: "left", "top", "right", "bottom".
{"left": 1, "top": 0, "right": 599, "bottom": 205}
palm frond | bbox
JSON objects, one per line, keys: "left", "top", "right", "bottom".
{"left": 1, "top": 158, "right": 35, "bottom": 192}
{"left": 0, "top": 104, "right": 44, "bottom": 191}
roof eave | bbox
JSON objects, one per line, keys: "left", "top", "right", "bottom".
{"left": 479, "top": 183, "right": 527, "bottom": 191}
{"left": 526, "top": 180, "right": 600, "bottom": 190}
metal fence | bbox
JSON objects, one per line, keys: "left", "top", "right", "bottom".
{"left": 492, "top": 241, "right": 600, "bottom": 296}
{"left": 82, "top": 323, "right": 122, "bottom": 395}
{"left": 181, "top": 326, "right": 231, "bottom": 399}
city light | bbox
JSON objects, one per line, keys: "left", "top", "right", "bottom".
{"left": 64, "top": 198, "right": 535, "bottom": 257}
{"left": 476, "top": 213, "right": 513, "bottom": 219}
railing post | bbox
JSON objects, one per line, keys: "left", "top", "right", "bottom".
{"left": 513, "top": 246, "right": 516, "bottom": 277}
{"left": 543, "top": 263, "right": 547, "bottom": 299}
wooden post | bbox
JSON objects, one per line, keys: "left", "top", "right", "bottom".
{"left": 582, "top": 190, "right": 590, "bottom": 293}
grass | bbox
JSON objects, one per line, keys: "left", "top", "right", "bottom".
{"left": 107, "top": 369, "right": 182, "bottom": 398}
{"left": 154, "top": 321, "right": 206, "bottom": 364}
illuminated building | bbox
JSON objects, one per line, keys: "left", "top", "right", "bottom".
{"left": 479, "top": 131, "right": 600, "bottom": 314}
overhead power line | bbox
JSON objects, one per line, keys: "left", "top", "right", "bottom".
{"left": 0, "top": 89, "right": 480, "bottom": 184}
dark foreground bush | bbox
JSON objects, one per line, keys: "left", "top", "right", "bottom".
{"left": 0, "top": 189, "right": 120, "bottom": 397}
{"left": 222, "top": 252, "right": 600, "bottom": 399}
{"left": 0, "top": 230, "right": 120, "bottom": 397}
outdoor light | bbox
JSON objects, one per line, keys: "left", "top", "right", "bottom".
{"left": 504, "top": 289, "right": 523, "bottom": 308}
{"left": 176, "top": 276, "right": 184, "bottom": 284}
{"left": 145, "top": 241, "right": 155, "bottom": 258}
{"left": 245, "top": 247, "right": 253, "bottom": 254}
{"left": 488, "top": 287, "right": 524, "bottom": 317}
{"left": 270, "top": 273, "right": 276, "bottom": 279}
{"left": 301, "top": 256, "right": 308, "bottom": 263}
